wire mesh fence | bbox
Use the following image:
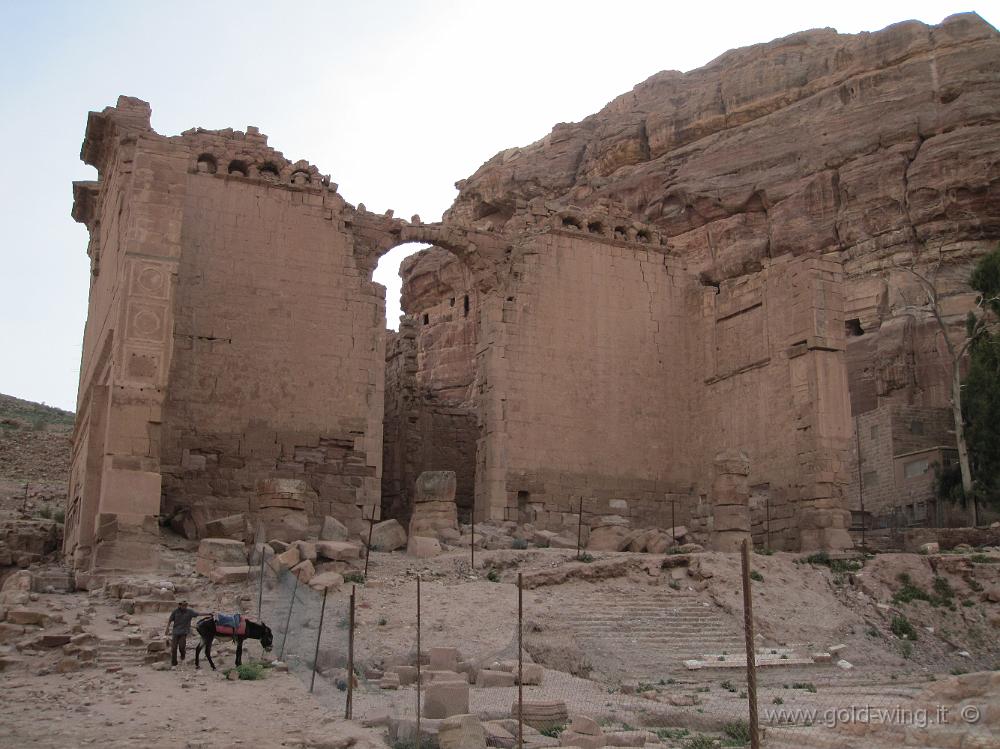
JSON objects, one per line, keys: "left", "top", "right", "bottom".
{"left": 240, "top": 527, "right": 991, "bottom": 749}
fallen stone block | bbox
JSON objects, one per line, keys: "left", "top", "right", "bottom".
{"left": 380, "top": 672, "right": 400, "bottom": 690}
{"left": 369, "top": 519, "right": 407, "bottom": 551}
{"left": 811, "top": 652, "right": 832, "bottom": 663}
{"left": 292, "top": 559, "right": 316, "bottom": 583}
{"left": 430, "top": 647, "right": 461, "bottom": 671}
{"left": 919, "top": 542, "right": 940, "bottom": 554}
{"left": 315, "top": 541, "right": 362, "bottom": 562}
{"left": 477, "top": 669, "right": 516, "bottom": 687}
{"left": 424, "top": 680, "right": 470, "bottom": 718}
{"left": 604, "top": 732, "right": 645, "bottom": 747}
{"left": 320, "top": 516, "right": 349, "bottom": 542}
{"left": 203, "top": 514, "right": 249, "bottom": 541}
{"left": 195, "top": 538, "right": 247, "bottom": 576}
{"left": 308, "top": 571, "right": 344, "bottom": 592}
{"left": 274, "top": 546, "right": 302, "bottom": 570}
{"left": 515, "top": 700, "right": 568, "bottom": 731}
{"left": 294, "top": 540, "right": 318, "bottom": 562}
{"left": 439, "top": 713, "right": 487, "bottom": 749}
{"left": 568, "top": 716, "right": 601, "bottom": 736}
{"left": 397, "top": 665, "right": 418, "bottom": 685}
{"left": 7, "top": 609, "right": 47, "bottom": 627}
{"left": 208, "top": 566, "right": 252, "bottom": 585}
{"left": 560, "top": 732, "right": 604, "bottom": 749}
{"left": 408, "top": 536, "right": 442, "bottom": 559}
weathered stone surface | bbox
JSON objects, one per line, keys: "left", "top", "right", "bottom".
{"left": 195, "top": 538, "right": 247, "bottom": 576}
{"left": 203, "top": 514, "right": 249, "bottom": 541}
{"left": 315, "top": 541, "right": 362, "bottom": 562}
{"left": 439, "top": 714, "right": 487, "bottom": 749}
{"left": 319, "top": 516, "right": 350, "bottom": 542}
{"left": 308, "top": 571, "right": 344, "bottom": 592}
{"left": 587, "top": 525, "right": 631, "bottom": 552}
{"left": 291, "top": 559, "right": 316, "bottom": 583}
{"left": 476, "top": 669, "right": 516, "bottom": 687}
{"left": 424, "top": 680, "right": 470, "bottom": 719}
{"left": 515, "top": 700, "right": 569, "bottom": 731}
{"left": 408, "top": 536, "right": 442, "bottom": 559}
{"left": 369, "top": 519, "right": 407, "bottom": 552}
{"left": 208, "top": 566, "right": 252, "bottom": 584}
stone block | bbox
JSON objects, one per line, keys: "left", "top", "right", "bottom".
{"left": 195, "top": 538, "right": 247, "bottom": 576}
{"left": 415, "top": 471, "right": 457, "bottom": 503}
{"left": 308, "top": 572, "right": 344, "bottom": 592}
{"left": 519, "top": 663, "right": 544, "bottom": 686}
{"left": 919, "top": 542, "right": 940, "bottom": 555}
{"left": 477, "top": 669, "right": 516, "bottom": 687}
{"left": 291, "top": 559, "right": 315, "bottom": 583}
{"left": 587, "top": 525, "right": 631, "bottom": 551}
{"left": 515, "top": 700, "right": 569, "bottom": 731}
{"left": 380, "top": 673, "right": 401, "bottom": 690}
{"left": 7, "top": 609, "right": 47, "bottom": 627}
{"left": 408, "top": 536, "right": 442, "bottom": 558}
{"left": 203, "top": 514, "right": 248, "bottom": 541}
{"left": 315, "top": 541, "right": 362, "bottom": 561}
{"left": 274, "top": 546, "right": 302, "bottom": 570}
{"left": 560, "top": 732, "right": 605, "bottom": 749}
{"left": 439, "top": 714, "right": 487, "bottom": 749}
{"left": 320, "top": 516, "right": 349, "bottom": 542}
{"left": 430, "top": 647, "right": 461, "bottom": 672}
{"left": 568, "top": 715, "right": 602, "bottom": 736}
{"left": 397, "top": 665, "right": 418, "bottom": 685}
{"left": 294, "top": 540, "right": 317, "bottom": 562}
{"left": 208, "top": 566, "right": 252, "bottom": 584}
{"left": 424, "top": 680, "right": 470, "bottom": 718}
{"left": 370, "top": 519, "right": 407, "bottom": 551}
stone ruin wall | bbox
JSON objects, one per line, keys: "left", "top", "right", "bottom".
{"left": 381, "top": 249, "right": 479, "bottom": 525}
{"left": 66, "top": 14, "right": 1000, "bottom": 568}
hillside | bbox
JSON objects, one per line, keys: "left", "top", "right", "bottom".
{"left": 0, "top": 393, "right": 73, "bottom": 510}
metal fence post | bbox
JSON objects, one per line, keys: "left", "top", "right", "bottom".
{"left": 741, "top": 539, "right": 760, "bottom": 749}
{"left": 278, "top": 572, "right": 299, "bottom": 661}
{"left": 765, "top": 497, "right": 770, "bottom": 551}
{"left": 471, "top": 498, "right": 476, "bottom": 570}
{"left": 310, "top": 587, "right": 329, "bottom": 693}
{"left": 256, "top": 540, "right": 267, "bottom": 621}
{"left": 576, "top": 497, "right": 584, "bottom": 560}
{"left": 416, "top": 574, "right": 422, "bottom": 747}
{"left": 517, "top": 572, "right": 524, "bottom": 749}
{"left": 671, "top": 499, "right": 676, "bottom": 542}
{"left": 346, "top": 585, "right": 356, "bottom": 718}
{"left": 364, "top": 513, "right": 375, "bottom": 579}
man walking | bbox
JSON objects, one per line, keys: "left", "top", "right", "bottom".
{"left": 165, "top": 600, "right": 208, "bottom": 667}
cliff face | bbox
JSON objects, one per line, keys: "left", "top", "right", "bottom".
{"left": 447, "top": 14, "right": 999, "bottom": 278}
{"left": 435, "top": 12, "right": 1000, "bottom": 412}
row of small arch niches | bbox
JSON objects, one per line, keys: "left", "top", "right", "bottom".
{"left": 195, "top": 153, "right": 325, "bottom": 187}
{"left": 558, "top": 214, "right": 657, "bottom": 244}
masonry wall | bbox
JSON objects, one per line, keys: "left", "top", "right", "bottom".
{"left": 697, "top": 256, "right": 853, "bottom": 549}
{"left": 478, "top": 231, "right": 701, "bottom": 532}
{"left": 159, "top": 158, "right": 385, "bottom": 531}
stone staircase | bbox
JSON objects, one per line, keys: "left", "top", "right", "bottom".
{"left": 563, "top": 590, "right": 747, "bottom": 681}
{"left": 96, "top": 638, "right": 154, "bottom": 669}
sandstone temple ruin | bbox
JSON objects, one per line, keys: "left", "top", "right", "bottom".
{"left": 64, "top": 13, "right": 1000, "bottom": 571}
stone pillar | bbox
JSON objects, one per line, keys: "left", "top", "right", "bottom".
{"left": 409, "top": 471, "right": 459, "bottom": 540}
{"left": 710, "top": 450, "right": 752, "bottom": 552}
{"left": 253, "top": 478, "right": 312, "bottom": 543}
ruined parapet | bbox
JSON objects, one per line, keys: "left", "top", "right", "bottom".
{"left": 710, "top": 450, "right": 752, "bottom": 552}
{"left": 409, "top": 471, "right": 459, "bottom": 540}
{"left": 253, "top": 478, "right": 312, "bottom": 543}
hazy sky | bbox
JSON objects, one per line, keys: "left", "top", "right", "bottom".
{"left": 0, "top": 1, "right": 992, "bottom": 411}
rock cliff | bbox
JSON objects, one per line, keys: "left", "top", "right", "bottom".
{"left": 426, "top": 12, "right": 1000, "bottom": 413}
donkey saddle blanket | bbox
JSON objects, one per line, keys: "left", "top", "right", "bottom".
{"left": 214, "top": 613, "right": 246, "bottom": 637}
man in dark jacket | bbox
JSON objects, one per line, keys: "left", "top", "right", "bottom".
{"left": 165, "top": 600, "right": 208, "bottom": 666}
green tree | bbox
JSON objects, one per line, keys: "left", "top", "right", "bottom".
{"left": 897, "top": 248, "right": 1000, "bottom": 525}
{"left": 963, "top": 249, "right": 1000, "bottom": 509}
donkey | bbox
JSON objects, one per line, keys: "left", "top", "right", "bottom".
{"left": 194, "top": 615, "right": 274, "bottom": 670}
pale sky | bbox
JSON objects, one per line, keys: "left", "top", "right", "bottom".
{"left": 0, "top": 1, "right": 992, "bottom": 411}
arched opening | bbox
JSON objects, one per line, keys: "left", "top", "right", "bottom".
{"left": 227, "top": 160, "right": 248, "bottom": 177}
{"left": 259, "top": 162, "right": 280, "bottom": 181}
{"left": 196, "top": 153, "right": 218, "bottom": 174}
{"left": 374, "top": 239, "right": 480, "bottom": 528}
